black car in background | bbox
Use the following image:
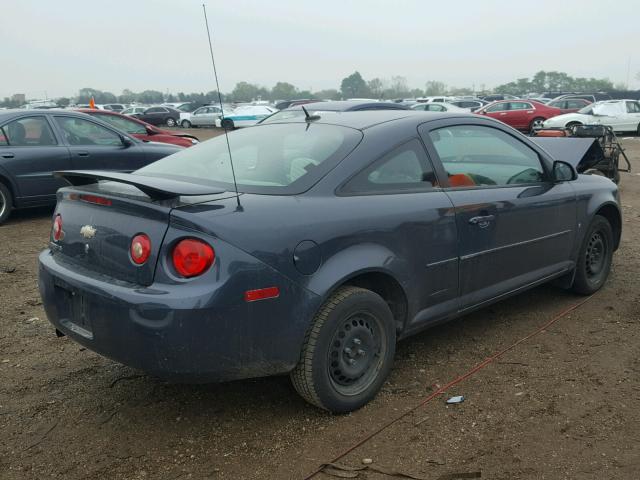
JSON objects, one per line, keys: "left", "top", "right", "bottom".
{"left": 0, "top": 109, "right": 181, "bottom": 223}
{"left": 132, "top": 106, "right": 182, "bottom": 127}
{"left": 259, "top": 100, "right": 409, "bottom": 124}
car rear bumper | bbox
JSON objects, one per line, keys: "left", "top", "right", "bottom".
{"left": 38, "top": 249, "right": 321, "bottom": 382}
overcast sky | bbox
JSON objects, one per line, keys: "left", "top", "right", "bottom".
{"left": 1, "top": 0, "right": 637, "bottom": 99}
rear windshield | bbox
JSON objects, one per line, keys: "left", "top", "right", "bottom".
{"left": 136, "top": 123, "right": 362, "bottom": 195}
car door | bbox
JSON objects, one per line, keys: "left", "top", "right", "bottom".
{"left": 340, "top": 138, "right": 459, "bottom": 328}
{"left": 507, "top": 102, "right": 533, "bottom": 130}
{"left": 190, "top": 107, "right": 208, "bottom": 126}
{"left": 141, "top": 107, "right": 163, "bottom": 125}
{"left": 623, "top": 101, "right": 640, "bottom": 131}
{"left": 482, "top": 101, "right": 512, "bottom": 126}
{"left": 53, "top": 115, "right": 148, "bottom": 172}
{"left": 419, "top": 120, "right": 577, "bottom": 310}
{"left": 0, "top": 115, "right": 71, "bottom": 204}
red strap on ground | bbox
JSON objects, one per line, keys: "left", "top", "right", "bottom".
{"left": 304, "top": 294, "right": 594, "bottom": 479}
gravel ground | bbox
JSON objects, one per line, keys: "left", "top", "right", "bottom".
{"left": 1, "top": 131, "right": 638, "bottom": 480}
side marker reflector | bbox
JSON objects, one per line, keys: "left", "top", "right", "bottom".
{"left": 244, "top": 287, "right": 280, "bottom": 302}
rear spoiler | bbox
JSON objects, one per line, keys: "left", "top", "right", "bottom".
{"left": 529, "top": 137, "right": 604, "bottom": 172}
{"left": 54, "top": 170, "right": 225, "bottom": 200}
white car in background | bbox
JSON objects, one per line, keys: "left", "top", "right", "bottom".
{"left": 121, "top": 106, "right": 147, "bottom": 116}
{"left": 182, "top": 105, "right": 223, "bottom": 128}
{"left": 542, "top": 100, "right": 640, "bottom": 133}
{"left": 411, "top": 102, "right": 469, "bottom": 112}
{"left": 215, "top": 105, "right": 277, "bottom": 128}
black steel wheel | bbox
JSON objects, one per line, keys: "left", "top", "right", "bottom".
{"left": 291, "top": 286, "right": 396, "bottom": 413}
{"left": 0, "top": 182, "right": 12, "bottom": 225}
{"left": 571, "top": 215, "right": 614, "bottom": 294}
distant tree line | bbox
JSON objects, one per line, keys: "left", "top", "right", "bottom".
{"left": 1, "top": 70, "right": 631, "bottom": 108}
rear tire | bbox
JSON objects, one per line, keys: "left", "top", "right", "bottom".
{"left": 0, "top": 182, "right": 13, "bottom": 225}
{"left": 530, "top": 117, "right": 545, "bottom": 131}
{"left": 221, "top": 119, "right": 234, "bottom": 130}
{"left": 181, "top": 120, "right": 192, "bottom": 128}
{"left": 290, "top": 286, "right": 396, "bottom": 413}
{"left": 571, "top": 215, "right": 613, "bottom": 295}
{"left": 166, "top": 117, "right": 177, "bottom": 127}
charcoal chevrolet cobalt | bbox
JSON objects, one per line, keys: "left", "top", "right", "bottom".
{"left": 39, "top": 111, "right": 621, "bottom": 412}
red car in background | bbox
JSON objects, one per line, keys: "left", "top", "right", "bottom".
{"left": 546, "top": 98, "right": 592, "bottom": 114}
{"left": 474, "top": 100, "right": 563, "bottom": 132}
{"left": 76, "top": 109, "right": 199, "bottom": 147}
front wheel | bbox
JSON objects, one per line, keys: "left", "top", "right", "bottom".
{"left": 221, "top": 119, "right": 234, "bottom": 130}
{"left": 290, "top": 286, "right": 396, "bottom": 413}
{"left": 180, "top": 120, "right": 192, "bottom": 128}
{"left": 571, "top": 215, "right": 614, "bottom": 295}
{"left": 166, "top": 117, "right": 177, "bottom": 127}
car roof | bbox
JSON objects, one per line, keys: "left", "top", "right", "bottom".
{"left": 0, "top": 108, "right": 102, "bottom": 123}
{"left": 259, "top": 109, "right": 474, "bottom": 130}
{"left": 288, "top": 100, "right": 407, "bottom": 112}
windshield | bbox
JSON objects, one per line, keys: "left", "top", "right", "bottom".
{"left": 136, "top": 123, "right": 362, "bottom": 195}
{"left": 577, "top": 105, "right": 594, "bottom": 115}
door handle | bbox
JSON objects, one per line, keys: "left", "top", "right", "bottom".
{"left": 469, "top": 215, "right": 495, "bottom": 227}
{"left": 499, "top": 112, "right": 507, "bottom": 115}
{"left": 77, "top": 151, "right": 89, "bottom": 157}
{"left": 1, "top": 153, "right": 15, "bottom": 159}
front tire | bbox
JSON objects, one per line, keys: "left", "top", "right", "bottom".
{"left": 0, "top": 182, "right": 13, "bottom": 225}
{"left": 571, "top": 215, "right": 614, "bottom": 295}
{"left": 221, "top": 119, "right": 234, "bottom": 130}
{"left": 291, "top": 286, "right": 396, "bottom": 413}
{"left": 181, "top": 120, "right": 192, "bottom": 128}
{"left": 166, "top": 117, "right": 177, "bottom": 127}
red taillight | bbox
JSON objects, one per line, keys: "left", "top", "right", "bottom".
{"left": 130, "top": 234, "right": 151, "bottom": 265}
{"left": 172, "top": 238, "right": 215, "bottom": 278}
{"left": 52, "top": 214, "right": 63, "bottom": 241}
{"left": 244, "top": 287, "right": 280, "bottom": 302}
{"left": 79, "top": 194, "right": 112, "bottom": 206}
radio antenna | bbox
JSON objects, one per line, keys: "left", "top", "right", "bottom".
{"left": 202, "top": 3, "right": 241, "bottom": 209}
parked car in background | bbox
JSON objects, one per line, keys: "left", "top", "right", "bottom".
{"left": 275, "top": 99, "right": 318, "bottom": 110}
{"left": 121, "top": 106, "right": 147, "bottom": 116}
{"left": 481, "top": 94, "right": 520, "bottom": 102}
{"left": 77, "top": 109, "right": 199, "bottom": 147}
{"left": 475, "top": 100, "right": 563, "bottom": 131}
{"left": 411, "top": 102, "right": 468, "bottom": 112}
{"left": 39, "top": 110, "right": 620, "bottom": 413}
{"left": 448, "top": 99, "right": 487, "bottom": 111}
{"left": 551, "top": 93, "right": 612, "bottom": 104}
{"left": 132, "top": 106, "right": 181, "bottom": 127}
{"left": 216, "top": 105, "right": 277, "bottom": 128}
{"left": 181, "top": 105, "right": 223, "bottom": 128}
{"left": 415, "top": 96, "right": 458, "bottom": 104}
{"left": 546, "top": 98, "right": 592, "bottom": 114}
{"left": 102, "top": 104, "right": 126, "bottom": 112}
{"left": 163, "top": 102, "right": 201, "bottom": 113}
{"left": 0, "top": 109, "right": 181, "bottom": 223}
{"left": 542, "top": 100, "right": 640, "bottom": 133}
{"left": 259, "top": 100, "right": 409, "bottom": 124}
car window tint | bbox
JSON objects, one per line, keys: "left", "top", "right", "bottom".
{"left": 626, "top": 101, "right": 640, "bottom": 113}
{"left": 509, "top": 102, "right": 531, "bottom": 110}
{"left": 94, "top": 114, "right": 146, "bottom": 135}
{"left": 0, "top": 128, "right": 7, "bottom": 146}
{"left": 342, "top": 139, "right": 436, "bottom": 194}
{"left": 146, "top": 107, "right": 162, "bottom": 113}
{"left": 55, "top": 117, "right": 122, "bottom": 146}
{"left": 2, "top": 116, "right": 57, "bottom": 146}
{"left": 485, "top": 103, "right": 507, "bottom": 113}
{"left": 428, "top": 125, "right": 544, "bottom": 187}
{"left": 427, "top": 104, "right": 446, "bottom": 112}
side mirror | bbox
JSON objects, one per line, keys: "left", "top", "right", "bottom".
{"left": 552, "top": 160, "right": 577, "bottom": 182}
{"left": 120, "top": 135, "right": 134, "bottom": 148}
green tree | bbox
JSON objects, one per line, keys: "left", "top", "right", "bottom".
{"left": 136, "top": 90, "right": 164, "bottom": 104}
{"left": 340, "top": 71, "right": 370, "bottom": 99}
{"left": 313, "top": 89, "right": 341, "bottom": 100}
{"left": 270, "top": 82, "right": 298, "bottom": 101}
{"left": 77, "top": 88, "right": 117, "bottom": 104}
{"left": 424, "top": 81, "right": 447, "bottom": 96}
{"left": 367, "top": 78, "right": 384, "bottom": 98}
{"left": 229, "top": 82, "right": 266, "bottom": 102}
{"left": 56, "top": 97, "right": 71, "bottom": 107}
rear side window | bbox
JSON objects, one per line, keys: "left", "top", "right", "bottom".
{"left": 427, "top": 125, "right": 545, "bottom": 187}
{"left": 485, "top": 103, "right": 507, "bottom": 113}
{"left": 95, "top": 114, "right": 146, "bottom": 135}
{"left": 341, "top": 139, "right": 436, "bottom": 194}
{"left": 55, "top": 116, "right": 122, "bottom": 146}
{"left": 1, "top": 116, "right": 57, "bottom": 146}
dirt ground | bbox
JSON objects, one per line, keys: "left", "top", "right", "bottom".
{"left": 1, "top": 129, "right": 639, "bottom": 480}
